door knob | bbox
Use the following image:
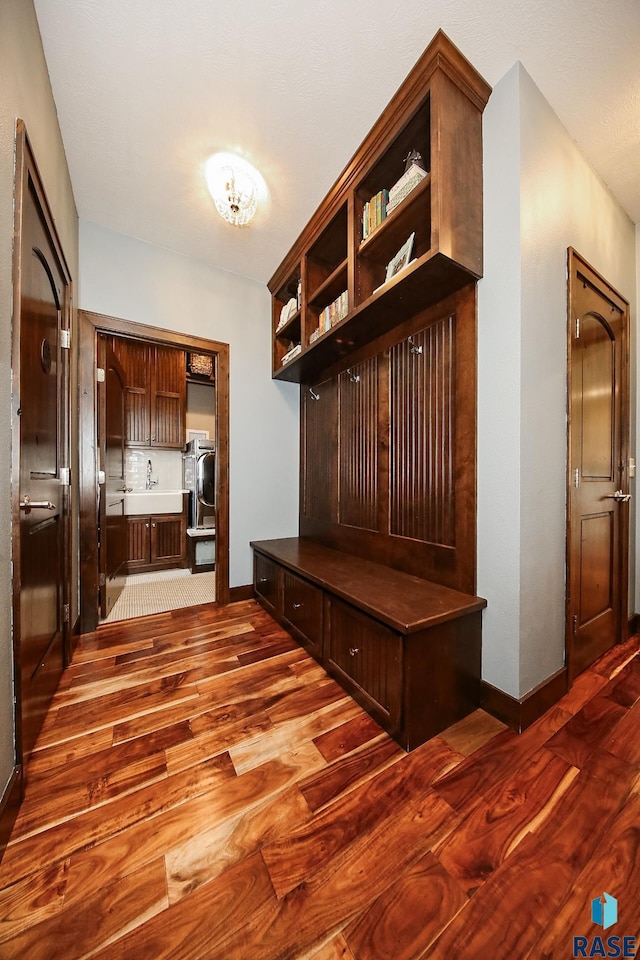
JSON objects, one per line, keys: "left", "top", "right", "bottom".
{"left": 604, "top": 490, "right": 632, "bottom": 503}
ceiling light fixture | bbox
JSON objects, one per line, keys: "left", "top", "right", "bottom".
{"left": 205, "top": 152, "right": 264, "bottom": 227}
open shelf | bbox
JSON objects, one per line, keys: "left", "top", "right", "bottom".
{"left": 268, "top": 30, "right": 491, "bottom": 384}
{"left": 275, "top": 251, "right": 476, "bottom": 383}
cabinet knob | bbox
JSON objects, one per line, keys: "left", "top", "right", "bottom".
{"left": 145, "top": 523, "right": 150, "bottom": 528}
{"left": 349, "top": 647, "right": 359, "bottom": 657}
{"left": 152, "top": 522, "right": 156, "bottom": 528}
{"left": 258, "top": 577, "right": 268, "bottom": 584}
{"left": 293, "top": 602, "right": 303, "bottom": 610}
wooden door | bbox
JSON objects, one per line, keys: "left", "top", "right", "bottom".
{"left": 151, "top": 515, "right": 185, "bottom": 564}
{"left": 98, "top": 336, "right": 127, "bottom": 618}
{"left": 152, "top": 345, "right": 185, "bottom": 447}
{"left": 111, "top": 337, "right": 151, "bottom": 445}
{"left": 13, "top": 125, "right": 71, "bottom": 766}
{"left": 567, "top": 250, "right": 630, "bottom": 681}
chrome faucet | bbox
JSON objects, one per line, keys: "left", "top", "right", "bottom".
{"left": 146, "top": 459, "right": 159, "bottom": 489}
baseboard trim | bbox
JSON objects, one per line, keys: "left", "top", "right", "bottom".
{"left": 0, "top": 766, "right": 22, "bottom": 864}
{"left": 629, "top": 613, "right": 639, "bottom": 638}
{"left": 481, "top": 667, "right": 568, "bottom": 734}
{"left": 228, "top": 584, "right": 254, "bottom": 603}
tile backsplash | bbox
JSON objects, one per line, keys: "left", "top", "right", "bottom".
{"left": 126, "top": 449, "right": 184, "bottom": 491}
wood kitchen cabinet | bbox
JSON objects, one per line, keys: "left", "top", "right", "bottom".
{"left": 111, "top": 337, "right": 186, "bottom": 448}
{"left": 126, "top": 512, "right": 187, "bottom": 573}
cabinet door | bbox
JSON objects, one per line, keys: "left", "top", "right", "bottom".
{"left": 152, "top": 346, "right": 185, "bottom": 448}
{"left": 326, "top": 595, "right": 402, "bottom": 730}
{"left": 282, "top": 569, "right": 323, "bottom": 657}
{"left": 111, "top": 338, "right": 151, "bottom": 446}
{"left": 151, "top": 515, "right": 186, "bottom": 563}
{"left": 254, "top": 553, "right": 280, "bottom": 614}
{"left": 127, "top": 517, "right": 151, "bottom": 568}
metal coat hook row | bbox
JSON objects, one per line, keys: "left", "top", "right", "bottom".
{"left": 309, "top": 387, "right": 320, "bottom": 401}
{"left": 347, "top": 368, "right": 360, "bottom": 383}
{"left": 408, "top": 336, "right": 423, "bottom": 355}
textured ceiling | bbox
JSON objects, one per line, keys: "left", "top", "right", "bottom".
{"left": 34, "top": 0, "right": 640, "bottom": 285}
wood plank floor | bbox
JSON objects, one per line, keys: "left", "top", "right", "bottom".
{"left": 1, "top": 599, "right": 639, "bottom": 958}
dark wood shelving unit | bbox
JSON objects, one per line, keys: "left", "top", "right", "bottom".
{"left": 268, "top": 30, "right": 490, "bottom": 384}
{"left": 260, "top": 30, "right": 491, "bottom": 750}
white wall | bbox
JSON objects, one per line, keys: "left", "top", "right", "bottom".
{"left": 479, "top": 63, "right": 637, "bottom": 700}
{"left": 78, "top": 221, "right": 300, "bottom": 587}
{"left": 477, "top": 63, "right": 522, "bottom": 698}
{"left": 0, "top": 1, "right": 78, "bottom": 799}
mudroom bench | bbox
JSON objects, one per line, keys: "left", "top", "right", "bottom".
{"left": 251, "top": 537, "right": 486, "bottom": 751}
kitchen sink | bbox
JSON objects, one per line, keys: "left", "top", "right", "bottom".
{"left": 124, "top": 490, "right": 187, "bottom": 515}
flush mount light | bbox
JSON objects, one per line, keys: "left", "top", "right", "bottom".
{"left": 205, "top": 152, "right": 265, "bottom": 227}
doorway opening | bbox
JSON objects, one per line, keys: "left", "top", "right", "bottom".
{"left": 78, "top": 310, "right": 230, "bottom": 634}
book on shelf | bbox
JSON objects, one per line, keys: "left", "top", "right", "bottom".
{"left": 281, "top": 342, "right": 302, "bottom": 365}
{"left": 384, "top": 232, "right": 415, "bottom": 283}
{"left": 386, "top": 163, "right": 427, "bottom": 214}
{"left": 276, "top": 297, "right": 298, "bottom": 333}
{"left": 362, "top": 189, "right": 389, "bottom": 240}
{"left": 312, "top": 289, "right": 348, "bottom": 341}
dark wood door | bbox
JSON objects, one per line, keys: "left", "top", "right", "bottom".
{"left": 151, "top": 515, "right": 185, "bottom": 563}
{"left": 568, "top": 250, "right": 630, "bottom": 681}
{"left": 98, "top": 336, "right": 127, "bottom": 618}
{"left": 152, "top": 346, "right": 185, "bottom": 448}
{"left": 14, "top": 130, "right": 71, "bottom": 766}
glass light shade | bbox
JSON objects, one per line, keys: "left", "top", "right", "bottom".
{"left": 205, "top": 153, "right": 262, "bottom": 227}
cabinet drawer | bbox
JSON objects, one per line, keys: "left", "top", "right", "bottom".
{"left": 326, "top": 596, "right": 402, "bottom": 729}
{"left": 254, "top": 553, "right": 280, "bottom": 613}
{"left": 282, "top": 570, "right": 323, "bottom": 655}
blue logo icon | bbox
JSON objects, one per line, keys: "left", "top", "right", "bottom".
{"left": 592, "top": 893, "right": 618, "bottom": 931}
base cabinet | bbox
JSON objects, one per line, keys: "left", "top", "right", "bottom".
{"left": 127, "top": 513, "right": 187, "bottom": 573}
{"left": 325, "top": 595, "right": 402, "bottom": 733}
{"left": 251, "top": 539, "right": 484, "bottom": 751}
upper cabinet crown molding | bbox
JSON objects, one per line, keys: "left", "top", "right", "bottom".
{"left": 268, "top": 30, "right": 491, "bottom": 385}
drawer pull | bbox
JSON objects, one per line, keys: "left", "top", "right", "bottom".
{"left": 258, "top": 577, "right": 268, "bottom": 584}
{"left": 293, "top": 602, "right": 303, "bottom": 610}
{"left": 349, "top": 647, "right": 359, "bottom": 657}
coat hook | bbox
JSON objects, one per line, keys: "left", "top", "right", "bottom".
{"left": 309, "top": 387, "right": 320, "bottom": 401}
{"left": 347, "top": 368, "right": 360, "bottom": 383}
{"left": 408, "top": 336, "right": 423, "bottom": 355}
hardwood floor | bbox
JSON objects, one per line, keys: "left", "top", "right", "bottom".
{"left": 0, "top": 599, "right": 639, "bottom": 958}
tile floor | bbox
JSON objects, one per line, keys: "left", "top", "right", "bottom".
{"left": 102, "top": 569, "right": 216, "bottom": 623}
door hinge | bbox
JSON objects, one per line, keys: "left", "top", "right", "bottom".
{"left": 96, "top": 367, "right": 105, "bottom": 383}
{"left": 574, "top": 468, "right": 580, "bottom": 488}
{"left": 575, "top": 316, "right": 580, "bottom": 339}
{"left": 98, "top": 469, "right": 106, "bottom": 485}
{"left": 63, "top": 603, "right": 70, "bottom": 623}
{"left": 60, "top": 328, "right": 71, "bottom": 349}
{"left": 60, "top": 467, "right": 70, "bottom": 486}
{"left": 99, "top": 573, "right": 106, "bottom": 586}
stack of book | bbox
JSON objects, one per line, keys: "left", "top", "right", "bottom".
{"left": 362, "top": 189, "right": 389, "bottom": 240}
{"left": 310, "top": 290, "right": 348, "bottom": 343}
{"left": 387, "top": 163, "right": 427, "bottom": 215}
{"left": 281, "top": 342, "right": 302, "bottom": 365}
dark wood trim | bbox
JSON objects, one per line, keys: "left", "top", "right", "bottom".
{"left": 629, "top": 614, "right": 639, "bottom": 638}
{"left": 481, "top": 667, "right": 568, "bottom": 733}
{"left": 229, "top": 585, "right": 254, "bottom": 603}
{"left": 78, "top": 310, "right": 231, "bottom": 631}
{"left": 0, "top": 766, "right": 22, "bottom": 865}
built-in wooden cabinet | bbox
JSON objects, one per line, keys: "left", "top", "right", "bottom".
{"left": 269, "top": 30, "right": 491, "bottom": 385}
{"left": 111, "top": 337, "right": 186, "bottom": 448}
{"left": 126, "top": 512, "right": 187, "bottom": 573}
{"left": 258, "top": 31, "right": 490, "bottom": 749}
{"left": 252, "top": 538, "right": 485, "bottom": 750}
